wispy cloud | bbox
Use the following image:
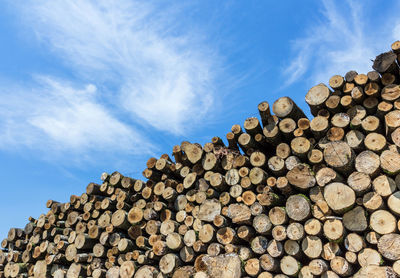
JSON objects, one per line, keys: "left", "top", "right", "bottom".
{"left": 0, "top": 76, "right": 153, "bottom": 154}
{"left": 19, "top": 0, "right": 218, "bottom": 134}
{"left": 0, "top": 1, "right": 221, "bottom": 158}
{"left": 282, "top": 0, "right": 400, "bottom": 87}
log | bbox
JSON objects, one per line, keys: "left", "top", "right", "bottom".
{"left": 329, "top": 75, "right": 344, "bottom": 90}
{"left": 306, "top": 84, "right": 331, "bottom": 116}
{"left": 373, "top": 51, "right": 398, "bottom": 74}
{"left": 286, "top": 195, "right": 310, "bottom": 222}
{"left": 370, "top": 210, "right": 397, "bottom": 234}
{"left": 353, "top": 265, "right": 396, "bottom": 278}
{"left": 323, "top": 141, "right": 354, "bottom": 174}
{"left": 244, "top": 117, "right": 263, "bottom": 136}
{"left": 330, "top": 256, "right": 353, "bottom": 276}
{"left": 310, "top": 116, "right": 329, "bottom": 139}
{"left": 244, "top": 258, "right": 260, "bottom": 276}
{"left": 323, "top": 219, "right": 344, "bottom": 241}
{"left": 304, "top": 218, "right": 322, "bottom": 236}
{"left": 287, "top": 222, "right": 305, "bottom": 241}
{"left": 185, "top": 144, "right": 203, "bottom": 165}
{"left": 357, "top": 248, "right": 382, "bottom": 267}
{"left": 380, "top": 150, "right": 400, "bottom": 176}
{"left": 378, "top": 233, "right": 400, "bottom": 261}
{"left": 342, "top": 206, "right": 368, "bottom": 232}
{"left": 388, "top": 192, "right": 400, "bottom": 216}
{"left": 253, "top": 214, "right": 272, "bottom": 235}
{"left": 258, "top": 101, "right": 271, "bottom": 127}
{"left": 309, "top": 259, "right": 328, "bottom": 276}
{"left": 363, "top": 192, "right": 384, "bottom": 212}
{"left": 347, "top": 172, "right": 371, "bottom": 196}
{"left": 280, "top": 256, "right": 301, "bottom": 276}
{"left": 159, "top": 254, "right": 181, "bottom": 275}
{"left": 273, "top": 97, "right": 306, "bottom": 120}
{"left": 323, "top": 182, "right": 355, "bottom": 214}
{"left": 355, "top": 151, "right": 380, "bottom": 177}
{"left": 373, "top": 175, "right": 396, "bottom": 197}
{"left": 286, "top": 164, "right": 315, "bottom": 191}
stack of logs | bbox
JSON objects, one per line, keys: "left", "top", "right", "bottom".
{"left": 2, "top": 42, "right": 400, "bottom": 278}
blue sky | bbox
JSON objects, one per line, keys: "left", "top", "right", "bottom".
{"left": 0, "top": 0, "right": 399, "bottom": 238}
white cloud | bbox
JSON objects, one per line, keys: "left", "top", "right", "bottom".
{"left": 0, "top": 76, "right": 153, "bottom": 154}
{"left": 283, "top": 0, "right": 399, "bottom": 87}
{"left": 18, "top": 0, "right": 218, "bottom": 135}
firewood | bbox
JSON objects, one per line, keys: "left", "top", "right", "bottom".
{"left": 306, "top": 84, "right": 331, "bottom": 116}
{"left": 5, "top": 41, "right": 400, "bottom": 278}
{"left": 309, "top": 259, "right": 328, "bottom": 276}
{"left": 323, "top": 182, "right": 355, "bottom": 214}
{"left": 302, "top": 236, "right": 322, "bottom": 259}
{"left": 310, "top": 116, "right": 329, "bottom": 139}
{"left": 342, "top": 206, "right": 368, "bottom": 232}
{"left": 357, "top": 248, "right": 382, "bottom": 267}
{"left": 286, "top": 164, "right": 315, "bottom": 191}
{"left": 322, "top": 242, "right": 340, "bottom": 261}
{"left": 330, "top": 256, "right": 353, "bottom": 276}
{"left": 323, "top": 219, "right": 344, "bottom": 241}
{"left": 370, "top": 210, "right": 397, "bottom": 234}
{"left": 380, "top": 150, "right": 400, "bottom": 176}
{"left": 388, "top": 192, "right": 400, "bottom": 216}
{"left": 273, "top": 97, "right": 306, "bottom": 120}
{"left": 347, "top": 172, "right": 371, "bottom": 196}
{"left": 373, "top": 51, "right": 398, "bottom": 74}
{"left": 280, "top": 255, "right": 301, "bottom": 276}
{"left": 304, "top": 218, "right": 322, "bottom": 236}
{"left": 323, "top": 141, "right": 354, "bottom": 174}
{"left": 355, "top": 150, "right": 381, "bottom": 178}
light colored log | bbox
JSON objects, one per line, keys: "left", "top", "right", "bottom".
{"left": 323, "top": 219, "right": 344, "bottom": 241}
{"left": 280, "top": 256, "right": 301, "bottom": 276}
{"left": 159, "top": 254, "right": 181, "bottom": 275}
{"left": 323, "top": 182, "right": 355, "bottom": 214}
{"left": 347, "top": 172, "right": 371, "bottom": 196}
{"left": 388, "top": 191, "right": 400, "bottom": 215}
{"left": 310, "top": 116, "right": 329, "bottom": 139}
{"left": 378, "top": 233, "right": 400, "bottom": 261}
{"left": 286, "top": 164, "right": 316, "bottom": 191}
{"left": 287, "top": 223, "right": 305, "bottom": 241}
{"left": 244, "top": 258, "right": 260, "bottom": 276}
{"left": 373, "top": 175, "right": 396, "bottom": 197}
{"left": 322, "top": 242, "right": 340, "bottom": 261}
{"left": 309, "top": 259, "right": 328, "bottom": 276}
{"left": 306, "top": 84, "right": 331, "bottom": 116}
{"left": 286, "top": 195, "right": 310, "bottom": 222}
{"left": 330, "top": 256, "right": 353, "bottom": 276}
{"left": 227, "top": 204, "right": 251, "bottom": 224}
{"left": 273, "top": 97, "right": 306, "bottom": 120}
{"left": 362, "top": 192, "right": 384, "bottom": 212}
{"left": 323, "top": 141, "right": 354, "bottom": 174}
{"left": 370, "top": 210, "right": 397, "bottom": 234}
{"left": 301, "top": 236, "right": 322, "bottom": 259}
{"left": 198, "top": 199, "right": 221, "bottom": 222}
{"left": 380, "top": 150, "right": 400, "bottom": 176}
{"left": 364, "top": 133, "right": 386, "bottom": 153}
{"left": 358, "top": 248, "right": 382, "bottom": 267}
{"left": 304, "top": 218, "right": 322, "bottom": 236}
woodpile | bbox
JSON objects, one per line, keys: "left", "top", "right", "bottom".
{"left": 2, "top": 42, "right": 400, "bottom": 278}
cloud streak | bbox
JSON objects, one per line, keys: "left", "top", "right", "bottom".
{"left": 282, "top": 0, "right": 400, "bottom": 87}
{"left": 20, "top": 0, "right": 218, "bottom": 134}
{"left": 0, "top": 76, "right": 153, "bottom": 155}
{"left": 0, "top": 0, "right": 221, "bottom": 159}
